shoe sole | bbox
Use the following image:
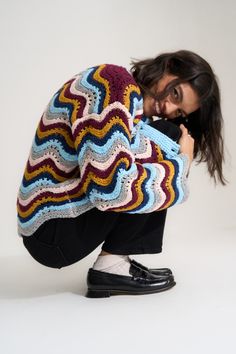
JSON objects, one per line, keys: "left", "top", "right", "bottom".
{"left": 86, "top": 281, "right": 176, "bottom": 298}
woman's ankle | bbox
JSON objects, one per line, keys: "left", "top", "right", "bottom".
{"left": 99, "top": 250, "right": 112, "bottom": 256}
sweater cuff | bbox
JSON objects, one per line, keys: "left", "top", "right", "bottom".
{"left": 138, "top": 120, "right": 180, "bottom": 157}
{"left": 178, "top": 152, "right": 190, "bottom": 202}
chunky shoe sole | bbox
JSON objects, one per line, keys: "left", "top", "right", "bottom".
{"left": 86, "top": 281, "right": 176, "bottom": 298}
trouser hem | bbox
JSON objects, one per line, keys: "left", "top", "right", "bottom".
{"left": 101, "top": 246, "right": 163, "bottom": 255}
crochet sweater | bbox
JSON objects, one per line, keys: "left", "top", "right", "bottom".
{"left": 17, "top": 64, "right": 190, "bottom": 237}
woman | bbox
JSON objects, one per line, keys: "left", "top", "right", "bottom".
{"left": 17, "top": 50, "right": 226, "bottom": 298}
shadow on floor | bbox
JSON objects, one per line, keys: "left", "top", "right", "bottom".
{"left": 0, "top": 254, "right": 94, "bottom": 299}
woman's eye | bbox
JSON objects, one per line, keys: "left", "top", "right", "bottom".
{"left": 173, "top": 88, "right": 179, "bottom": 99}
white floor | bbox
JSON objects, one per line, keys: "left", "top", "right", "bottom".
{"left": 1, "top": 227, "right": 236, "bottom": 354}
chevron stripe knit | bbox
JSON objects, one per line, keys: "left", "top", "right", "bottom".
{"left": 17, "top": 64, "right": 190, "bottom": 237}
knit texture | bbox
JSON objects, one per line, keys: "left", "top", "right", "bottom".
{"left": 17, "top": 64, "right": 190, "bottom": 237}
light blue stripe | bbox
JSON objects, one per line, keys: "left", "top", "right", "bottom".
{"left": 89, "top": 163, "right": 137, "bottom": 203}
{"left": 173, "top": 156, "right": 185, "bottom": 203}
{"left": 131, "top": 97, "right": 143, "bottom": 118}
{"left": 78, "top": 131, "right": 130, "bottom": 162}
{"left": 20, "top": 178, "right": 55, "bottom": 194}
{"left": 32, "top": 140, "right": 77, "bottom": 162}
{"left": 139, "top": 121, "right": 180, "bottom": 157}
{"left": 48, "top": 94, "right": 70, "bottom": 115}
{"left": 80, "top": 68, "right": 101, "bottom": 113}
{"left": 130, "top": 130, "right": 141, "bottom": 150}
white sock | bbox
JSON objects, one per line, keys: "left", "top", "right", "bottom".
{"left": 92, "top": 254, "right": 131, "bottom": 276}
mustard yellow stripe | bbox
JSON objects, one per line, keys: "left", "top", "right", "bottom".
{"left": 155, "top": 145, "right": 164, "bottom": 161}
{"left": 83, "top": 157, "right": 130, "bottom": 192}
{"left": 123, "top": 84, "right": 141, "bottom": 110}
{"left": 24, "top": 165, "right": 67, "bottom": 183}
{"left": 133, "top": 117, "right": 141, "bottom": 125}
{"left": 74, "top": 116, "right": 131, "bottom": 148}
{"left": 18, "top": 184, "right": 85, "bottom": 219}
{"left": 36, "top": 126, "right": 74, "bottom": 149}
{"left": 93, "top": 65, "right": 110, "bottom": 108}
{"left": 18, "top": 193, "right": 77, "bottom": 218}
{"left": 111, "top": 165, "right": 147, "bottom": 212}
{"left": 57, "top": 83, "right": 81, "bottom": 125}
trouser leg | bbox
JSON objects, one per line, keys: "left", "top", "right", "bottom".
{"left": 22, "top": 208, "right": 167, "bottom": 268}
{"left": 101, "top": 209, "right": 167, "bottom": 255}
{"left": 22, "top": 208, "right": 119, "bottom": 268}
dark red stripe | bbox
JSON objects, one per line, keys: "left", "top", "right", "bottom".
{"left": 38, "top": 119, "right": 73, "bottom": 140}
{"left": 63, "top": 83, "right": 87, "bottom": 118}
{"left": 99, "top": 65, "right": 136, "bottom": 103}
{"left": 18, "top": 190, "right": 70, "bottom": 212}
{"left": 158, "top": 162, "right": 172, "bottom": 208}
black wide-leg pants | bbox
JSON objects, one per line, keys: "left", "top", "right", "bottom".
{"left": 22, "top": 208, "right": 167, "bottom": 269}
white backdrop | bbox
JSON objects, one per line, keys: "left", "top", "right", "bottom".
{"left": 1, "top": 0, "right": 235, "bottom": 257}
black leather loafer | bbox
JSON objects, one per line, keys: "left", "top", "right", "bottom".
{"left": 86, "top": 263, "right": 176, "bottom": 298}
{"left": 129, "top": 259, "right": 173, "bottom": 277}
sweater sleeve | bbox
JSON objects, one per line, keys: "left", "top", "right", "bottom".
{"left": 71, "top": 64, "right": 190, "bottom": 213}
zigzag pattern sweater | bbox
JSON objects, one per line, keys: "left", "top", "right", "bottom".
{"left": 17, "top": 64, "right": 190, "bottom": 237}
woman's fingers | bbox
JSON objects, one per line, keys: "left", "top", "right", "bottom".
{"left": 180, "top": 124, "right": 188, "bottom": 135}
{"left": 178, "top": 123, "right": 195, "bottom": 163}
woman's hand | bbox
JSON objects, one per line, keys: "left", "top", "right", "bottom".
{"left": 179, "top": 124, "right": 195, "bottom": 163}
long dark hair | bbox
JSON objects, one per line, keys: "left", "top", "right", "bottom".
{"left": 130, "top": 50, "right": 227, "bottom": 185}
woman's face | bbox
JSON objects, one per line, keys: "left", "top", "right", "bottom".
{"left": 143, "top": 74, "right": 200, "bottom": 119}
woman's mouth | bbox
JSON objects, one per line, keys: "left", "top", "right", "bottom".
{"left": 155, "top": 101, "right": 162, "bottom": 116}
